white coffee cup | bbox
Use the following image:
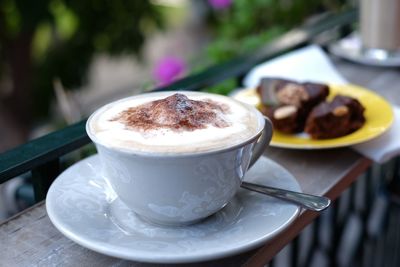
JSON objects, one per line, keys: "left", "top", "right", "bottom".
{"left": 86, "top": 91, "right": 272, "bottom": 226}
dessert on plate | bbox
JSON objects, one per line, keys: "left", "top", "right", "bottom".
{"left": 305, "top": 95, "right": 366, "bottom": 139}
{"left": 256, "top": 78, "right": 329, "bottom": 133}
{"left": 256, "top": 78, "right": 366, "bottom": 139}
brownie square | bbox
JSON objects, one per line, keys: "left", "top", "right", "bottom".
{"left": 256, "top": 78, "right": 329, "bottom": 133}
{"left": 305, "top": 95, "right": 365, "bottom": 139}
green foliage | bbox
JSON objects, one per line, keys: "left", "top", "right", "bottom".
{"left": 202, "top": 78, "right": 238, "bottom": 96}
{"left": 202, "top": 0, "right": 348, "bottom": 94}
{"left": 0, "top": 0, "right": 163, "bottom": 119}
{"left": 35, "top": 0, "right": 163, "bottom": 117}
{"left": 206, "top": 26, "right": 285, "bottom": 63}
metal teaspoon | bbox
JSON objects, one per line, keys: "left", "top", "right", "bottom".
{"left": 241, "top": 181, "right": 331, "bottom": 211}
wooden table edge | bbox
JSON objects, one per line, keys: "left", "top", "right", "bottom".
{"left": 1, "top": 157, "right": 372, "bottom": 267}
{"left": 0, "top": 201, "right": 45, "bottom": 226}
{"left": 242, "top": 156, "right": 372, "bottom": 267}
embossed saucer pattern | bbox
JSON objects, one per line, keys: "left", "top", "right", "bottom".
{"left": 46, "top": 155, "right": 300, "bottom": 264}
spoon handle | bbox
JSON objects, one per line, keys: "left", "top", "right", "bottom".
{"left": 241, "top": 182, "right": 331, "bottom": 212}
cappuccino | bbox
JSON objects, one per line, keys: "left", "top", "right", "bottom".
{"left": 87, "top": 91, "right": 262, "bottom": 154}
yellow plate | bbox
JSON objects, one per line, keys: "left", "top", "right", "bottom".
{"left": 233, "top": 84, "right": 394, "bottom": 149}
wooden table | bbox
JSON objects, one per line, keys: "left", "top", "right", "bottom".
{"left": 1, "top": 56, "right": 399, "bottom": 267}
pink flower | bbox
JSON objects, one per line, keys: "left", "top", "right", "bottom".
{"left": 208, "top": 0, "right": 232, "bottom": 10}
{"left": 153, "top": 56, "right": 186, "bottom": 86}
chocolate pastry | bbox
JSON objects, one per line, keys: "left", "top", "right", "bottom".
{"left": 256, "top": 78, "right": 329, "bottom": 133}
{"left": 261, "top": 105, "right": 303, "bottom": 134}
{"left": 305, "top": 95, "right": 366, "bottom": 139}
{"left": 332, "top": 95, "right": 366, "bottom": 131}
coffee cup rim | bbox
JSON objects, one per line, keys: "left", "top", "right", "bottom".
{"left": 86, "top": 91, "right": 266, "bottom": 158}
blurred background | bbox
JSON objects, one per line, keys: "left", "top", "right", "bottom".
{"left": 0, "top": 0, "right": 350, "bottom": 153}
{"left": 0, "top": 0, "right": 354, "bottom": 218}
{"left": 4, "top": 2, "right": 400, "bottom": 267}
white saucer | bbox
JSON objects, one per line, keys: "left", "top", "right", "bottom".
{"left": 46, "top": 155, "right": 300, "bottom": 264}
{"left": 329, "top": 32, "right": 400, "bottom": 67}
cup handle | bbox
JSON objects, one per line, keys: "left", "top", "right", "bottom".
{"left": 248, "top": 117, "right": 273, "bottom": 168}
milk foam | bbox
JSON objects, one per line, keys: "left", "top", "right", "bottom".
{"left": 88, "top": 91, "right": 262, "bottom": 153}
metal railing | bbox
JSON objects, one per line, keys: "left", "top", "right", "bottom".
{"left": 3, "top": 7, "right": 400, "bottom": 267}
{"left": 0, "top": 9, "right": 357, "bottom": 201}
{"left": 274, "top": 158, "right": 400, "bottom": 267}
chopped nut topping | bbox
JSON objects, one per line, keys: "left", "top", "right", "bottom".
{"left": 333, "top": 106, "right": 349, "bottom": 117}
{"left": 273, "top": 105, "right": 297, "bottom": 120}
{"left": 276, "top": 84, "right": 309, "bottom": 107}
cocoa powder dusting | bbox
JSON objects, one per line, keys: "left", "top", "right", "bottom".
{"left": 111, "top": 93, "right": 231, "bottom": 131}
